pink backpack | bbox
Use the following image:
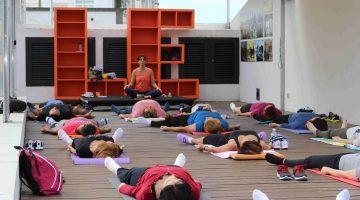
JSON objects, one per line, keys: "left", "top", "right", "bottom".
{"left": 15, "top": 146, "right": 64, "bottom": 195}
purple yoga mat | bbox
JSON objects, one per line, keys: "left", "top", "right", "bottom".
{"left": 280, "top": 128, "right": 312, "bottom": 134}
{"left": 70, "top": 154, "right": 130, "bottom": 165}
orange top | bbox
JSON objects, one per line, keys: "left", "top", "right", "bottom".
{"left": 134, "top": 67, "right": 153, "bottom": 92}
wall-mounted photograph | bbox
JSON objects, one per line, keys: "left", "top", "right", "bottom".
{"left": 255, "top": 39, "right": 264, "bottom": 61}
{"left": 247, "top": 40, "right": 255, "bottom": 62}
{"left": 241, "top": 41, "right": 248, "bottom": 61}
{"left": 264, "top": 39, "right": 273, "bottom": 61}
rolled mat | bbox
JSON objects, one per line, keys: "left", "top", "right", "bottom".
{"left": 70, "top": 154, "right": 130, "bottom": 165}
{"left": 280, "top": 128, "right": 312, "bottom": 134}
{"left": 308, "top": 169, "right": 360, "bottom": 187}
{"left": 107, "top": 177, "right": 212, "bottom": 200}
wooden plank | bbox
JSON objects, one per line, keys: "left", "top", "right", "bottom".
{"left": 21, "top": 102, "right": 360, "bottom": 200}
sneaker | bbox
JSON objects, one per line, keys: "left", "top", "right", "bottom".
{"left": 271, "top": 140, "right": 281, "bottom": 150}
{"left": 293, "top": 165, "right": 307, "bottom": 181}
{"left": 230, "top": 102, "right": 236, "bottom": 112}
{"left": 280, "top": 140, "right": 289, "bottom": 150}
{"left": 33, "top": 140, "right": 44, "bottom": 150}
{"left": 99, "top": 118, "right": 108, "bottom": 127}
{"left": 277, "top": 165, "right": 293, "bottom": 181}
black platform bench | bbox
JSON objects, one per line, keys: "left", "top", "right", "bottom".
{"left": 80, "top": 96, "right": 196, "bottom": 109}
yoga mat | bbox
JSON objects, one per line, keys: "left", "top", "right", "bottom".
{"left": 107, "top": 177, "right": 212, "bottom": 200}
{"left": 308, "top": 169, "right": 360, "bottom": 187}
{"left": 280, "top": 128, "right": 312, "bottom": 134}
{"left": 192, "top": 131, "right": 232, "bottom": 136}
{"left": 211, "top": 150, "right": 283, "bottom": 159}
{"left": 125, "top": 117, "right": 165, "bottom": 123}
{"left": 310, "top": 138, "right": 360, "bottom": 150}
{"left": 70, "top": 154, "right": 130, "bottom": 165}
{"left": 258, "top": 120, "right": 272, "bottom": 125}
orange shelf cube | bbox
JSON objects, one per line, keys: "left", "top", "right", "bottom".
{"left": 54, "top": 8, "right": 87, "bottom": 100}
{"left": 160, "top": 11, "right": 176, "bottom": 27}
{"left": 179, "top": 79, "right": 199, "bottom": 98}
{"left": 160, "top": 44, "right": 184, "bottom": 64}
{"left": 87, "top": 79, "right": 127, "bottom": 96}
{"left": 160, "top": 80, "right": 179, "bottom": 96}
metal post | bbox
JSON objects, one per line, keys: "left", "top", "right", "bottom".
{"left": 279, "top": 0, "right": 286, "bottom": 111}
{"left": 10, "top": 0, "right": 15, "bottom": 97}
{"left": 50, "top": 0, "right": 53, "bottom": 24}
{"left": 225, "top": 0, "right": 230, "bottom": 29}
{"left": 3, "top": 0, "right": 11, "bottom": 122}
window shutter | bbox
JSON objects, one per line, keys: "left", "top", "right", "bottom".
{"left": 26, "top": 37, "right": 54, "bottom": 86}
{"left": 179, "top": 38, "right": 207, "bottom": 82}
{"left": 212, "top": 38, "right": 239, "bottom": 83}
{"left": 88, "top": 37, "right": 96, "bottom": 68}
{"left": 161, "top": 37, "right": 171, "bottom": 79}
{"left": 103, "top": 37, "right": 127, "bottom": 78}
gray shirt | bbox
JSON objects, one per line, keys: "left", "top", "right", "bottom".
{"left": 338, "top": 153, "right": 360, "bottom": 180}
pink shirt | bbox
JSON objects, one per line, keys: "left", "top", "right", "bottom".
{"left": 130, "top": 100, "right": 166, "bottom": 118}
{"left": 60, "top": 117, "right": 100, "bottom": 135}
{"left": 250, "top": 102, "right": 280, "bottom": 116}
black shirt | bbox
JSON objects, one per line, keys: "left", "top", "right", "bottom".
{"left": 203, "top": 130, "right": 260, "bottom": 147}
{"left": 72, "top": 135, "right": 114, "bottom": 158}
{"left": 37, "top": 104, "right": 74, "bottom": 121}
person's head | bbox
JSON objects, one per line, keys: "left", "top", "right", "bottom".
{"left": 159, "top": 181, "right": 192, "bottom": 200}
{"left": 137, "top": 55, "right": 146, "bottom": 67}
{"left": 76, "top": 123, "right": 97, "bottom": 136}
{"left": 204, "top": 118, "right": 223, "bottom": 134}
{"left": 72, "top": 105, "right": 88, "bottom": 115}
{"left": 142, "top": 107, "right": 157, "bottom": 118}
{"left": 238, "top": 135, "right": 262, "bottom": 154}
{"left": 308, "top": 117, "right": 328, "bottom": 131}
{"left": 92, "top": 141, "right": 123, "bottom": 158}
{"left": 263, "top": 105, "right": 276, "bottom": 118}
{"left": 49, "top": 107, "right": 60, "bottom": 117}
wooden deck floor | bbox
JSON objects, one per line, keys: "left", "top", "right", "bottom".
{"left": 21, "top": 102, "right": 360, "bottom": 200}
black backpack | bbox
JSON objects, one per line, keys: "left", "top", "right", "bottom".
{"left": 0, "top": 97, "right": 26, "bottom": 114}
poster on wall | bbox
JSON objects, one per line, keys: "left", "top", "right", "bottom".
{"left": 256, "top": 12, "right": 263, "bottom": 38}
{"left": 264, "top": 39, "right": 273, "bottom": 61}
{"left": 264, "top": 14, "right": 273, "bottom": 37}
{"left": 264, "top": 0, "right": 273, "bottom": 13}
{"left": 247, "top": 40, "right": 255, "bottom": 62}
{"left": 255, "top": 40, "right": 264, "bottom": 61}
{"left": 241, "top": 41, "right": 247, "bottom": 61}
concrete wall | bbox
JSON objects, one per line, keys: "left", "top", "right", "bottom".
{"left": 285, "top": 0, "right": 360, "bottom": 124}
{"left": 15, "top": 24, "right": 240, "bottom": 102}
{"left": 235, "top": 0, "right": 281, "bottom": 107}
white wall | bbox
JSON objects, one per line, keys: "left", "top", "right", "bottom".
{"left": 235, "top": 0, "right": 282, "bottom": 107}
{"left": 285, "top": 0, "right": 360, "bottom": 124}
{"left": 15, "top": 24, "right": 240, "bottom": 102}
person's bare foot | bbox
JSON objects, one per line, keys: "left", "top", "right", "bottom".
{"left": 341, "top": 120, "right": 348, "bottom": 129}
{"left": 306, "top": 121, "right": 318, "bottom": 135}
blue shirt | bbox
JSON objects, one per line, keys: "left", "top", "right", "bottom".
{"left": 187, "top": 111, "right": 229, "bottom": 132}
{"left": 280, "top": 112, "right": 316, "bottom": 130}
{"left": 44, "top": 99, "right": 64, "bottom": 109}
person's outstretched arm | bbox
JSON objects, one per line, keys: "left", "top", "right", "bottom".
{"left": 125, "top": 71, "right": 136, "bottom": 89}
{"left": 236, "top": 111, "right": 252, "bottom": 116}
{"left": 260, "top": 141, "right": 272, "bottom": 150}
{"left": 196, "top": 142, "right": 234, "bottom": 153}
{"left": 118, "top": 183, "right": 136, "bottom": 197}
{"left": 75, "top": 111, "right": 95, "bottom": 119}
{"left": 41, "top": 125, "right": 58, "bottom": 135}
{"left": 228, "top": 124, "right": 241, "bottom": 131}
{"left": 99, "top": 126, "right": 112, "bottom": 134}
{"left": 67, "top": 145, "right": 77, "bottom": 154}
{"left": 160, "top": 124, "right": 196, "bottom": 133}
{"left": 321, "top": 167, "right": 358, "bottom": 181}
{"left": 150, "top": 70, "right": 161, "bottom": 91}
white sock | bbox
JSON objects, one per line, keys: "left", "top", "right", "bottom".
{"left": 112, "top": 128, "right": 124, "bottom": 144}
{"left": 58, "top": 129, "right": 73, "bottom": 145}
{"left": 336, "top": 189, "right": 350, "bottom": 200}
{"left": 174, "top": 153, "right": 186, "bottom": 167}
{"left": 230, "top": 102, "right": 236, "bottom": 112}
{"left": 138, "top": 117, "right": 152, "bottom": 126}
{"left": 46, "top": 116, "right": 57, "bottom": 126}
{"left": 187, "top": 137, "right": 193, "bottom": 144}
{"left": 104, "top": 157, "right": 121, "bottom": 175}
{"left": 253, "top": 189, "right": 270, "bottom": 200}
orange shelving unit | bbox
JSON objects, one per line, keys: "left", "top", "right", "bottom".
{"left": 87, "top": 78, "right": 127, "bottom": 96}
{"left": 127, "top": 8, "right": 199, "bottom": 98}
{"left": 54, "top": 8, "right": 87, "bottom": 100}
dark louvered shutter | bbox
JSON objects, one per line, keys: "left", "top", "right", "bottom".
{"left": 161, "top": 37, "right": 171, "bottom": 79}
{"left": 103, "top": 38, "right": 127, "bottom": 78}
{"left": 26, "top": 37, "right": 54, "bottom": 86}
{"left": 179, "top": 38, "right": 207, "bottom": 83}
{"left": 212, "top": 38, "right": 239, "bottom": 83}
{"left": 88, "top": 37, "right": 96, "bottom": 68}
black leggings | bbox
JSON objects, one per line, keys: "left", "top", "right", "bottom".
{"left": 117, "top": 167, "right": 149, "bottom": 186}
{"left": 284, "top": 153, "right": 348, "bottom": 169}
{"left": 151, "top": 115, "right": 190, "bottom": 127}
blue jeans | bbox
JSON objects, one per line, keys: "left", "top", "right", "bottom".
{"left": 125, "top": 87, "right": 162, "bottom": 98}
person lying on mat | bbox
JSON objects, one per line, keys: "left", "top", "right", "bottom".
{"left": 111, "top": 99, "right": 167, "bottom": 119}
{"left": 179, "top": 103, "right": 214, "bottom": 114}
{"left": 104, "top": 153, "right": 202, "bottom": 200}
{"left": 177, "top": 130, "right": 271, "bottom": 153}
{"left": 27, "top": 102, "right": 92, "bottom": 122}
{"left": 124, "top": 55, "right": 162, "bottom": 99}
{"left": 269, "top": 112, "right": 328, "bottom": 131}
{"left": 308, "top": 119, "right": 360, "bottom": 146}
{"left": 265, "top": 152, "right": 360, "bottom": 181}
{"left": 230, "top": 102, "right": 282, "bottom": 121}
{"left": 138, "top": 110, "right": 240, "bottom": 134}
{"left": 41, "top": 117, "right": 111, "bottom": 136}
{"left": 59, "top": 127, "right": 124, "bottom": 158}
